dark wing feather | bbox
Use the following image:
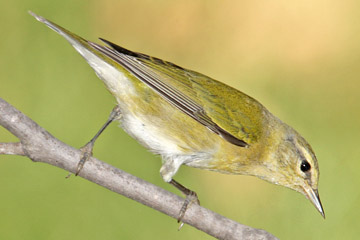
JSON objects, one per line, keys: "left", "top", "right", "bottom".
{"left": 89, "top": 39, "right": 249, "bottom": 147}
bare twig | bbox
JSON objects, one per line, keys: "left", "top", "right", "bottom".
{"left": 0, "top": 142, "right": 25, "bottom": 155}
{"left": 0, "top": 97, "right": 278, "bottom": 240}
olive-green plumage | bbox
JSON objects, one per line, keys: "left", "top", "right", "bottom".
{"left": 30, "top": 11, "right": 324, "bottom": 218}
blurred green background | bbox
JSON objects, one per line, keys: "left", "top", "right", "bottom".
{"left": 1, "top": 0, "right": 359, "bottom": 239}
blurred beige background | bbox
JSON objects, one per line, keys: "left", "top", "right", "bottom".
{"left": 1, "top": 0, "right": 359, "bottom": 239}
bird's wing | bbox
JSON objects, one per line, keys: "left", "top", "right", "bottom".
{"left": 92, "top": 39, "right": 264, "bottom": 146}
{"left": 29, "top": 12, "right": 256, "bottom": 146}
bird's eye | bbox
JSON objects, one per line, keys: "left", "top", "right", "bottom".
{"left": 300, "top": 160, "right": 311, "bottom": 172}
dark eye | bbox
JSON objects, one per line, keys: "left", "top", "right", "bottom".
{"left": 300, "top": 160, "right": 311, "bottom": 172}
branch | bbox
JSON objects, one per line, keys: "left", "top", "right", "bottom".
{"left": 0, "top": 97, "right": 278, "bottom": 240}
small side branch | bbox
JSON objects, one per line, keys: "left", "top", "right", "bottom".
{"left": 0, "top": 142, "right": 25, "bottom": 155}
{"left": 0, "top": 97, "right": 278, "bottom": 240}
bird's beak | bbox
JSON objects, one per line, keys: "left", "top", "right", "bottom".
{"left": 303, "top": 184, "right": 325, "bottom": 218}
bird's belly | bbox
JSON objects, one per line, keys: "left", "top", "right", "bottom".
{"left": 118, "top": 95, "right": 218, "bottom": 160}
{"left": 117, "top": 97, "right": 220, "bottom": 182}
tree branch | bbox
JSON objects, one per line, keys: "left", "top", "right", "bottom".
{"left": 0, "top": 97, "right": 278, "bottom": 240}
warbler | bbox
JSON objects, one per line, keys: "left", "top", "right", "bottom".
{"left": 30, "top": 12, "right": 324, "bottom": 220}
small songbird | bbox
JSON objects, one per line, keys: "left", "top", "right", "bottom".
{"left": 30, "top": 11, "right": 324, "bottom": 221}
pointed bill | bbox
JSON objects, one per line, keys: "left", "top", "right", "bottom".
{"left": 303, "top": 185, "right": 325, "bottom": 218}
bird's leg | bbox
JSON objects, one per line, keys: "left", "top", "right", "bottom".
{"left": 66, "top": 105, "right": 122, "bottom": 178}
{"left": 169, "top": 179, "right": 200, "bottom": 229}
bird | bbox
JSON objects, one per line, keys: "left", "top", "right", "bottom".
{"left": 29, "top": 11, "right": 324, "bottom": 222}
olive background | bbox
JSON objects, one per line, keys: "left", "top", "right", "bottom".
{"left": 1, "top": 1, "right": 359, "bottom": 239}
